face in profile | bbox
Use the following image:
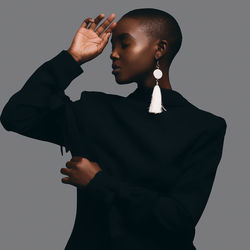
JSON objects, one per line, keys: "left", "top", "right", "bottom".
{"left": 110, "top": 17, "right": 158, "bottom": 85}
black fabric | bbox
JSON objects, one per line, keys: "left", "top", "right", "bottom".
{"left": 0, "top": 50, "right": 227, "bottom": 250}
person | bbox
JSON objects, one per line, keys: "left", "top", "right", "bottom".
{"left": 0, "top": 8, "right": 227, "bottom": 250}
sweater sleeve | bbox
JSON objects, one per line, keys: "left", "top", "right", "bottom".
{"left": 84, "top": 118, "right": 227, "bottom": 232}
{"left": 0, "top": 50, "right": 83, "bottom": 153}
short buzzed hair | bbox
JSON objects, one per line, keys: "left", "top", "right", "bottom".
{"left": 121, "top": 8, "right": 183, "bottom": 66}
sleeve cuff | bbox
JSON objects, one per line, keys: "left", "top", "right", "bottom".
{"left": 85, "top": 171, "right": 120, "bottom": 193}
{"left": 84, "top": 171, "right": 120, "bottom": 208}
{"left": 45, "top": 50, "right": 84, "bottom": 91}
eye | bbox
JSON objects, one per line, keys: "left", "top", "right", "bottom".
{"left": 111, "top": 43, "right": 129, "bottom": 51}
{"left": 121, "top": 43, "right": 129, "bottom": 49}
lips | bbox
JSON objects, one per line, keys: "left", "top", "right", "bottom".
{"left": 112, "top": 65, "right": 121, "bottom": 74}
{"left": 112, "top": 68, "right": 121, "bottom": 73}
{"left": 112, "top": 63, "right": 121, "bottom": 74}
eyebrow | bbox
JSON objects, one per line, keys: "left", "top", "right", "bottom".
{"left": 110, "top": 33, "right": 135, "bottom": 43}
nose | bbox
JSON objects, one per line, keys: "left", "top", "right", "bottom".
{"left": 110, "top": 49, "right": 119, "bottom": 60}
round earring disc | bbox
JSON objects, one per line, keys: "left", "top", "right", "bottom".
{"left": 153, "top": 69, "right": 163, "bottom": 79}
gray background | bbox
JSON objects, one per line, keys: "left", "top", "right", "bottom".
{"left": 0, "top": 0, "right": 249, "bottom": 249}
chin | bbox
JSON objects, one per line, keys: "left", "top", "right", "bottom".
{"left": 113, "top": 74, "right": 134, "bottom": 85}
{"left": 116, "top": 79, "right": 132, "bottom": 85}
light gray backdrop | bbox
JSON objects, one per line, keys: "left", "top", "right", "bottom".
{"left": 0, "top": 0, "right": 249, "bottom": 249}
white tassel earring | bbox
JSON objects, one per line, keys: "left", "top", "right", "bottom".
{"left": 149, "top": 60, "right": 167, "bottom": 114}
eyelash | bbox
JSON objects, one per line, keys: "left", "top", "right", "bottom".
{"left": 111, "top": 43, "right": 129, "bottom": 50}
{"left": 122, "top": 44, "right": 129, "bottom": 48}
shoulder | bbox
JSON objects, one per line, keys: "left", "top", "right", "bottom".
{"left": 182, "top": 106, "right": 227, "bottom": 156}
{"left": 182, "top": 103, "right": 227, "bottom": 136}
{"left": 197, "top": 108, "right": 226, "bottom": 129}
{"left": 70, "top": 90, "right": 123, "bottom": 114}
{"left": 171, "top": 91, "right": 227, "bottom": 131}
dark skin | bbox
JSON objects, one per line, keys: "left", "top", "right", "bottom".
{"left": 61, "top": 13, "right": 117, "bottom": 189}
{"left": 60, "top": 156, "right": 103, "bottom": 189}
{"left": 61, "top": 13, "right": 172, "bottom": 189}
{"left": 110, "top": 17, "right": 172, "bottom": 90}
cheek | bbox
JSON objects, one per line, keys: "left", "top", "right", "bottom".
{"left": 125, "top": 47, "right": 154, "bottom": 73}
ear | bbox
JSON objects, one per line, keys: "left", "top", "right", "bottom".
{"left": 155, "top": 39, "right": 168, "bottom": 59}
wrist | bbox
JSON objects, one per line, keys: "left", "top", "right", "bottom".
{"left": 67, "top": 49, "right": 82, "bottom": 65}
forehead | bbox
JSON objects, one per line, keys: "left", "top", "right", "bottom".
{"left": 110, "top": 18, "right": 147, "bottom": 42}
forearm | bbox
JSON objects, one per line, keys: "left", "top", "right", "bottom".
{"left": 0, "top": 50, "right": 83, "bottom": 145}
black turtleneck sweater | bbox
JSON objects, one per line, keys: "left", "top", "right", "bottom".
{"left": 0, "top": 50, "right": 227, "bottom": 250}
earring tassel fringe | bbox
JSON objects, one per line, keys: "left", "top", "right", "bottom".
{"left": 149, "top": 84, "right": 166, "bottom": 114}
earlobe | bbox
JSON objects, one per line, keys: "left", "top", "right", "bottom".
{"left": 154, "top": 52, "right": 161, "bottom": 61}
{"left": 155, "top": 47, "right": 164, "bottom": 61}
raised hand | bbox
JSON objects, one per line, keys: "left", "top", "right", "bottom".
{"left": 67, "top": 13, "right": 117, "bottom": 65}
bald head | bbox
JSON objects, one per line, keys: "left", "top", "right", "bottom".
{"left": 121, "top": 8, "right": 183, "bottom": 66}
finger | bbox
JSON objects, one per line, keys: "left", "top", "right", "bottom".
{"left": 80, "top": 17, "right": 96, "bottom": 29}
{"left": 100, "top": 22, "right": 116, "bottom": 40}
{"left": 100, "top": 23, "right": 117, "bottom": 39}
{"left": 89, "top": 13, "right": 105, "bottom": 30}
{"left": 71, "top": 156, "right": 87, "bottom": 162}
{"left": 96, "top": 13, "right": 116, "bottom": 36}
{"left": 60, "top": 167, "right": 72, "bottom": 176}
{"left": 100, "top": 31, "right": 111, "bottom": 44}
{"left": 65, "top": 161, "right": 75, "bottom": 169}
{"left": 105, "top": 22, "right": 117, "bottom": 34}
{"left": 61, "top": 176, "right": 71, "bottom": 184}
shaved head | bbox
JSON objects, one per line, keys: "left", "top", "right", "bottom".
{"left": 121, "top": 8, "right": 183, "bottom": 66}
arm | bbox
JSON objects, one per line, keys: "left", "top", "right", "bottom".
{"left": 84, "top": 119, "right": 227, "bottom": 232}
{"left": 0, "top": 50, "right": 83, "bottom": 151}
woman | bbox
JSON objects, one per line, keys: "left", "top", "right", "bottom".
{"left": 0, "top": 8, "right": 227, "bottom": 250}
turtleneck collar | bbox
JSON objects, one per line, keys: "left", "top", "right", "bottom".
{"left": 126, "top": 85, "right": 191, "bottom": 108}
